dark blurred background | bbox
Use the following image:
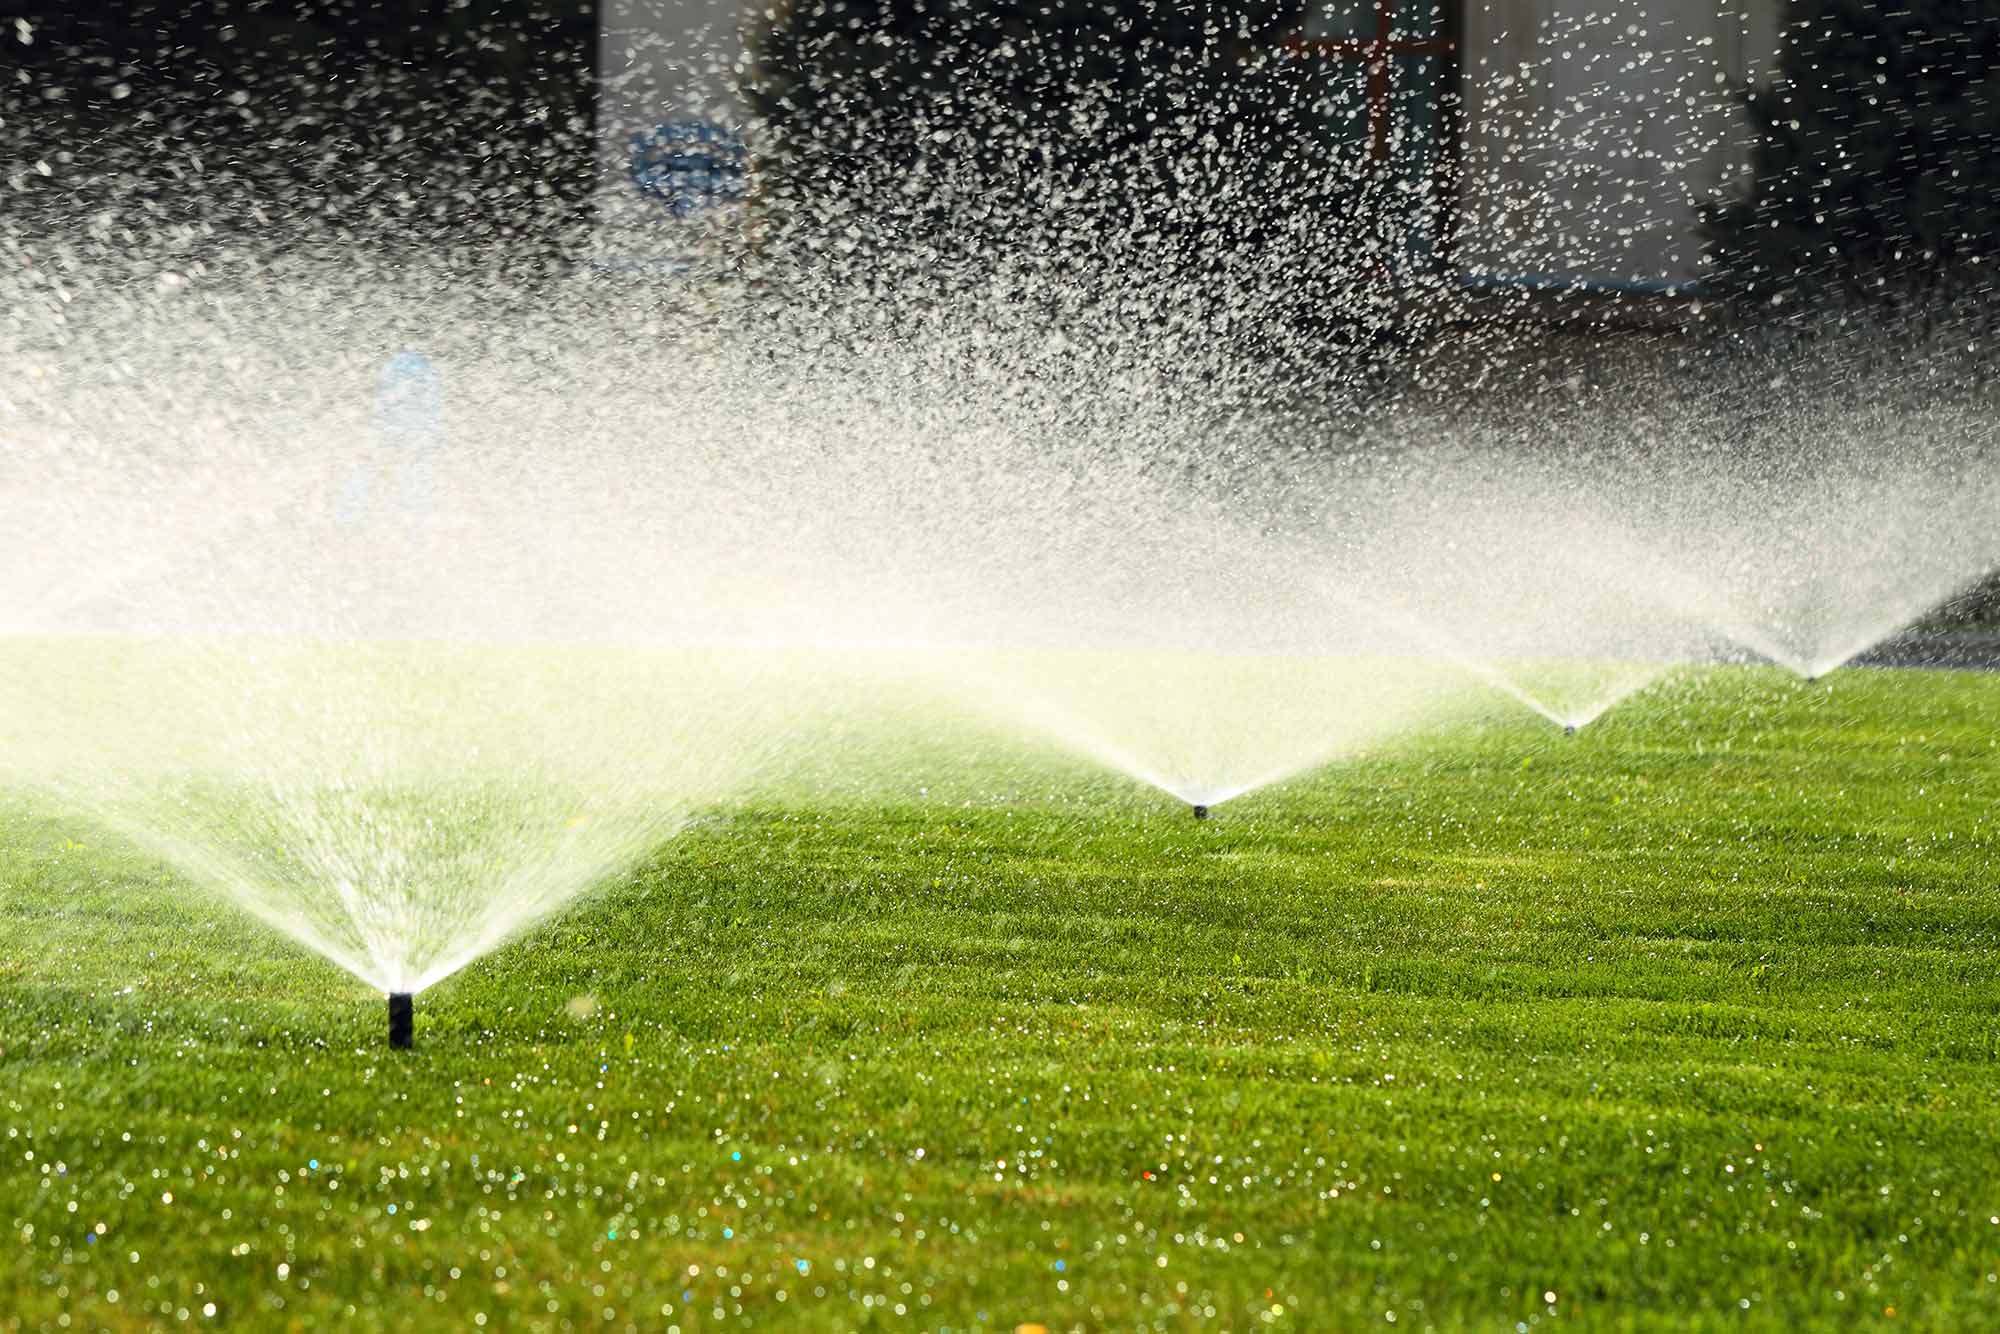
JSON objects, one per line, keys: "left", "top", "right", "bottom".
{"left": 0, "top": 2, "right": 600, "bottom": 248}
{"left": 5, "top": 1, "right": 1999, "bottom": 316}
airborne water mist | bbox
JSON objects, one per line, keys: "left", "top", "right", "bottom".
{"left": 4, "top": 1, "right": 2000, "bottom": 1018}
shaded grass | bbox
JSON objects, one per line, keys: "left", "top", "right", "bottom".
{"left": 3, "top": 665, "right": 2000, "bottom": 1331}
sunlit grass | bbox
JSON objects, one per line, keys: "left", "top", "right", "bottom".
{"left": 3, "top": 664, "right": 1999, "bottom": 1330}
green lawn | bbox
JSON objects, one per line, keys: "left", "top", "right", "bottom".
{"left": 5, "top": 665, "right": 2000, "bottom": 1332}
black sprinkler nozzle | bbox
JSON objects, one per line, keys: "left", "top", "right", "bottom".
{"left": 388, "top": 992, "right": 414, "bottom": 1049}
{"left": 1563, "top": 724, "right": 1578, "bottom": 736}
{"left": 1191, "top": 804, "right": 1210, "bottom": 820}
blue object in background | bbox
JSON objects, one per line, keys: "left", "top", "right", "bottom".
{"left": 629, "top": 120, "right": 747, "bottom": 219}
{"left": 375, "top": 350, "right": 444, "bottom": 519}
{"left": 338, "top": 350, "right": 445, "bottom": 530}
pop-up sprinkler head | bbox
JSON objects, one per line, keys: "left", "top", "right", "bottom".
{"left": 1563, "top": 724, "right": 1578, "bottom": 736}
{"left": 388, "top": 993, "right": 414, "bottom": 1049}
{"left": 1191, "top": 804, "right": 1210, "bottom": 820}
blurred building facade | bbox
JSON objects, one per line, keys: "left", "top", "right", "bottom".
{"left": 598, "top": 0, "right": 1783, "bottom": 291}
{"left": 1449, "top": 0, "right": 1782, "bottom": 292}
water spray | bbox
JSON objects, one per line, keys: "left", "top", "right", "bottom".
{"left": 388, "top": 992, "right": 414, "bottom": 1049}
{"left": 1191, "top": 804, "right": 1210, "bottom": 820}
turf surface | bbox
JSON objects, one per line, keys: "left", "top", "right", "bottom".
{"left": 4, "top": 665, "right": 2000, "bottom": 1331}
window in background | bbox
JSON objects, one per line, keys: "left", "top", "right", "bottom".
{"left": 1285, "top": 0, "right": 1455, "bottom": 262}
